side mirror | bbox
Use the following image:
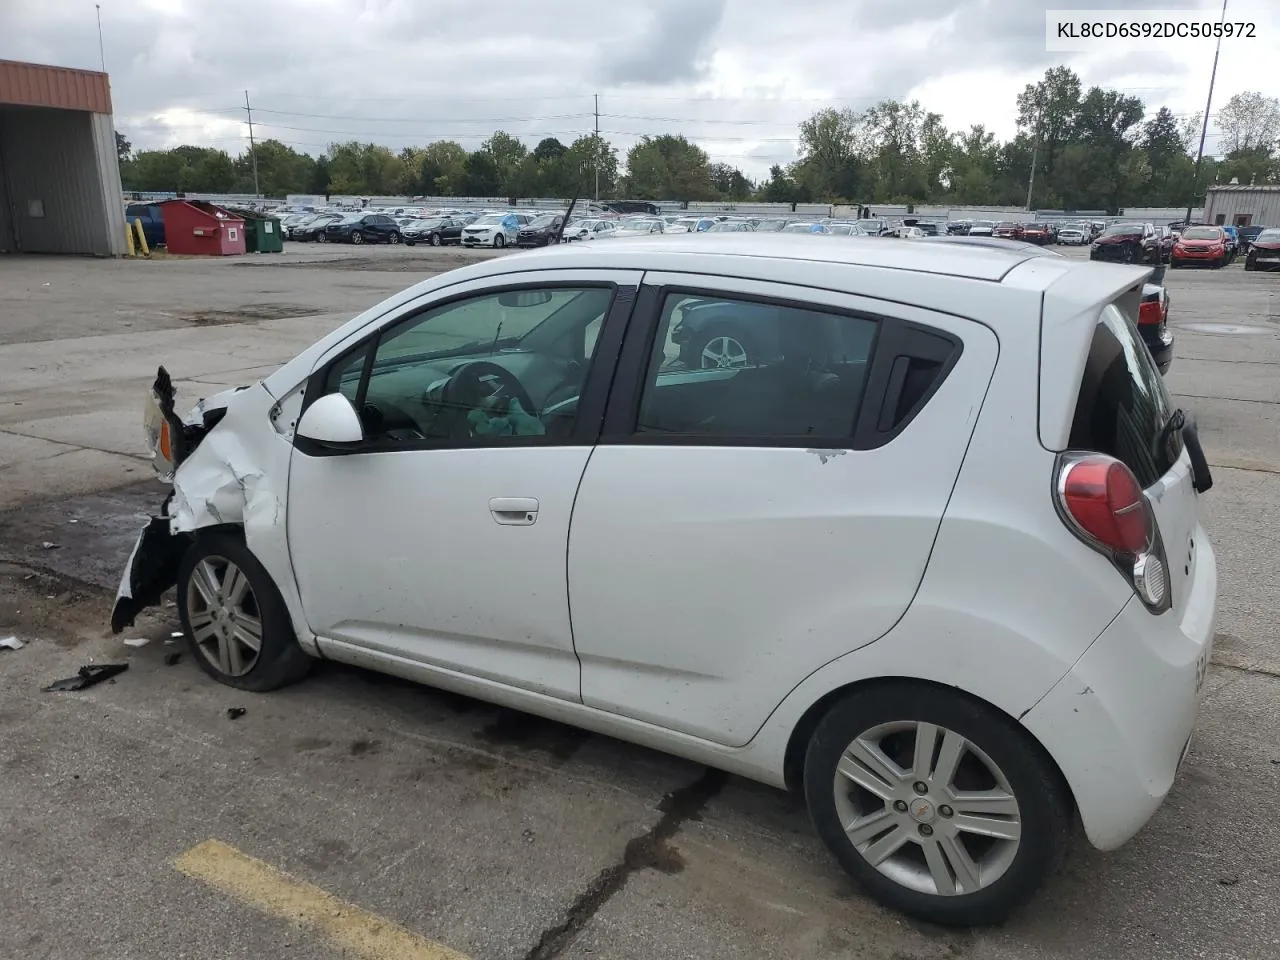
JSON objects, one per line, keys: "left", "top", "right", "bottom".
{"left": 296, "top": 393, "right": 364, "bottom": 448}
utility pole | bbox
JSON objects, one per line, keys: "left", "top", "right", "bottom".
{"left": 593, "top": 93, "right": 600, "bottom": 202}
{"left": 1186, "top": 0, "right": 1228, "bottom": 226}
{"left": 244, "top": 90, "right": 261, "bottom": 199}
{"left": 94, "top": 5, "right": 106, "bottom": 72}
{"left": 1026, "top": 100, "right": 1042, "bottom": 212}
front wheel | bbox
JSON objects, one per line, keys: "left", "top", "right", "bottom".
{"left": 494, "top": 234, "right": 506, "bottom": 249}
{"left": 350, "top": 231, "right": 364, "bottom": 245}
{"left": 177, "top": 533, "right": 313, "bottom": 692}
{"left": 317, "top": 233, "right": 328, "bottom": 243}
{"left": 1244, "top": 258, "right": 1255, "bottom": 271}
{"left": 804, "top": 683, "right": 1070, "bottom": 927}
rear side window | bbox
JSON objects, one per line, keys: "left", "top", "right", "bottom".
{"left": 1069, "top": 303, "right": 1182, "bottom": 487}
{"left": 635, "top": 292, "right": 877, "bottom": 441}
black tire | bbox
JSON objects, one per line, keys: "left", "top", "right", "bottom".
{"left": 683, "top": 323, "right": 756, "bottom": 370}
{"left": 1214, "top": 256, "right": 1225, "bottom": 269}
{"left": 317, "top": 233, "right": 328, "bottom": 243}
{"left": 803, "top": 683, "right": 1071, "bottom": 927}
{"left": 176, "top": 533, "right": 313, "bottom": 692}
{"left": 389, "top": 231, "right": 401, "bottom": 244}
{"left": 351, "top": 231, "right": 364, "bottom": 245}
{"left": 404, "top": 240, "right": 416, "bottom": 247}
{"left": 430, "top": 233, "right": 442, "bottom": 247}
{"left": 494, "top": 234, "right": 506, "bottom": 249}
{"left": 1244, "top": 258, "right": 1255, "bottom": 271}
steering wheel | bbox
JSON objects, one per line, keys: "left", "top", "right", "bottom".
{"left": 439, "top": 360, "right": 537, "bottom": 437}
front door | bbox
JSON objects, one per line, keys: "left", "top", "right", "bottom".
{"left": 287, "top": 271, "right": 639, "bottom": 700}
{"left": 569, "top": 276, "right": 998, "bottom": 745}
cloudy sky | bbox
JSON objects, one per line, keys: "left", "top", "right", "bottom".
{"left": 2, "top": 0, "right": 1276, "bottom": 178}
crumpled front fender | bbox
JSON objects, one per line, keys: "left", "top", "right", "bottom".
{"left": 111, "top": 383, "right": 315, "bottom": 653}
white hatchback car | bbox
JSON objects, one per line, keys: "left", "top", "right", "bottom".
{"left": 114, "top": 235, "right": 1216, "bottom": 927}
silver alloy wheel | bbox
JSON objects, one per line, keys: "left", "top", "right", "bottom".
{"left": 494, "top": 234, "right": 506, "bottom": 248}
{"left": 430, "top": 232, "right": 442, "bottom": 246}
{"left": 185, "top": 556, "right": 263, "bottom": 678}
{"left": 833, "top": 721, "right": 1021, "bottom": 897}
{"left": 700, "top": 335, "right": 749, "bottom": 369}
{"left": 351, "top": 231, "right": 363, "bottom": 244}
{"left": 389, "top": 232, "right": 401, "bottom": 244}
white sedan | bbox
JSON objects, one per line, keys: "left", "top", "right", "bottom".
{"left": 114, "top": 234, "right": 1216, "bottom": 928}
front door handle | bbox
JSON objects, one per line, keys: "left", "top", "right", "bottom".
{"left": 489, "top": 497, "right": 539, "bottom": 525}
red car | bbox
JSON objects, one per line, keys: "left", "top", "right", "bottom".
{"left": 1170, "top": 225, "right": 1229, "bottom": 268}
{"left": 1020, "top": 222, "right": 1052, "bottom": 245}
{"left": 993, "top": 221, "right": 1023, "bottom": 240}
{"left": 1244, "top": 227, "right": 1280, "bottom": 271}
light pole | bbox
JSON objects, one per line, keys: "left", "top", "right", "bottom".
{"left": 1186, "top": 0, "right": 1228, "bottom": 225}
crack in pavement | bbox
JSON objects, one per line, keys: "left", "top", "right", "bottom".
{"left": 522, "top": 768, "right": 728, "bottom": 960}
{"left": 1170, "top": 392, "right": 1280, "bottom": 406}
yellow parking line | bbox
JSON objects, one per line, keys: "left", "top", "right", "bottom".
{"left": 174, "top": 839, "right": 470, "bottom": 960}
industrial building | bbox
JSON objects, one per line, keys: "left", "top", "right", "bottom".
{"left": 1203, "top": 184, "right": 1280, "bottom": 228}
{"left": 0, "top": 59, "right": 126, "bottom": 256}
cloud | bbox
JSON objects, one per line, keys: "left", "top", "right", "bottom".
{"left": 2, "top": 0, "right": 1275, "bottom": 178}
{"left": 600, "top": 0, "right": 728, "bottom": 85}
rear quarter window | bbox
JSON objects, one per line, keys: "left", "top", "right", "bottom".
{"left": 1069, "top": 303, "right": 1182, "bottom": 487}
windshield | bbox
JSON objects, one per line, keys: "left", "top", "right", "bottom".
{"left": 826, "top": 223, "right": 857, "bottom": 235}
{"left": 972, "top": 221, "right": 996, "bottom": 229}
{"left": 1257, "top": 229, "right": 1280, "bottom": 242}
{"left": 754, "top": 219, "right": 789, "bottom": 231}
{"left": 1181, "top": 226, "right": 1221, "bottom": 240}
{"left": 473, "top": 214, "right": 508, "bottom": 226}
{"left": 856, "top": 220, "right": 881, "bottom": 231}
{"left": 529, "top": 215, "right": 560, "bottom": 227}
{"left": 783, "top": 223, "right": 815, "bottom": 233}
{"left": 1103, "top": 223, "right": 1142, "bottom": 236}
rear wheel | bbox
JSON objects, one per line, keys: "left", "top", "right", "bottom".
{"left": 1245, "top": 258, "right": 1255, "bottom": 271}
{"left": 804, "top": 683, "right": 1070, "bottom": 927}
{"left": 351, "top": 231, "right": 364, "bottom": 245}
{"left": 389, "top": 231, "right": 401, "bottom": 244}
{"left": 177, "top": 533, "right": 312, "bottom": 692}
{"left": 430, "top": 232, "right": 442, "bottom": 246}
{"left": 317, "top": 233, "right": 328, "bottom": 243}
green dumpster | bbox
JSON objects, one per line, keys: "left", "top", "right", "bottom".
{"left": 234, "top": 210, "right": 284, "bottom": 253}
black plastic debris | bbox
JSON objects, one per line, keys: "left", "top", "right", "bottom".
{"left": 43, "top": 663, "right": 129, "bottom": 692}
{"left": 226, "top": 707, "right": 246, "bottom": 720}
{"left": 164, "top": 652, "right": 182, "bottom": 666}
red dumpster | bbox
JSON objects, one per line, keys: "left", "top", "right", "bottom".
{"left": 159, "top": 200, "right": 247, "bottom": 256}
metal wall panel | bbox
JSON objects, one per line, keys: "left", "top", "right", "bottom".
{"left": 1205, "top": 188, "right": 1280, "bottom": 226}
{"left": 0, "top": 105, "right": 125, "bottom": 255}
{"left": 0, "top": 60, "right": 112, "bottom": 114}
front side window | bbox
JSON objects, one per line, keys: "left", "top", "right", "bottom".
{"left": 636, "top": 292, "right": 877, "bottom": 442}
{"left": 320, "top": 286, "right": 615, "bottom": 446}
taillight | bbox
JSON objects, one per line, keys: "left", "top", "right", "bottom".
{"left": 1138, "top": 300, "right": 1163, "bottom": 326}
{"left": 1056, "top": 454, "right": 1170, "bottom": 612}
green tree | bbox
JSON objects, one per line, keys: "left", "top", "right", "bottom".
{"left": 559, "top": 134, "right": 618, "bottom": 198}
{"left": 1215, "top": 91, "right": 1280, "bottom": 155}
{"left": 532, "top": 137, "right": 568, "bottom": 163}
{"left": 115, "top": 130, "right": 131, "bottom": 164}
{"left": 418, "top": 140, "right": 468, "bottom": 195}
{"left": 794, "top": 107, "right": 861, "bottom": 200}
{"left": 461, "top": 151, "right": 501, "bottom": 196}
{"left": 1016, "top": 66, "right": 1083, "bottom": 185}
{"left": 759, "top": 164, "right": 805, "bottom": 203}
{"left": 324, "top": 142, "right": 406, "bottom": 194}
{"left": 949, "top": 125, "right": 999, "bottom": 204}
{"left": 235, "top": 140, "right": 316, "bottom": 196}
{"left": 708, "top": 162, "right": 753, "bottom": 199}
{"left": 624, "top": 135, "right": 715, "bottom": 200}
{"left": 481, "top": 131, "right": 529, "bottom": 195}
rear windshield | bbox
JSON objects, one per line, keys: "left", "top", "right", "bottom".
{"left": 1070, "top": 303, "right": 1182, "bottom": 488}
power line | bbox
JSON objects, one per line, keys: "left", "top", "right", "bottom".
{"left": 250, "top": 107, "right": 594, "bottom": 124}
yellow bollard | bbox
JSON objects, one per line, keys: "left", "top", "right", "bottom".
{"left": 125, "top": 221, "right": 136, "bottom": 257}
{"left": 133, "top": 218, "right": 151, "bottom": 256}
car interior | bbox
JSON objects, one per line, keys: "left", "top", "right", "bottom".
{"left": 323, "top": 287, "right": 613, "bottom": 444}
{"left": 638, "top": 295, "right": 876, "bottom": 439}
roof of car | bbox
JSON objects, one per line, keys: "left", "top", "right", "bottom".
{"left": 493, "top": 233, "right": 1049, "bottom": 282}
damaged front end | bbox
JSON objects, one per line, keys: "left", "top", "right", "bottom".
{"left": 110, "top": 366, "right": 256, "bottom": 633}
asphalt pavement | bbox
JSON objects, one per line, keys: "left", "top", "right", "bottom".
{"left": 0, "top": 243, "right": 1277, "bottom": 960}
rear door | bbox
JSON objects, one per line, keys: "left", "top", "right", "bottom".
{"left": 568, "top": 275, "right": 999, "bottom": 746}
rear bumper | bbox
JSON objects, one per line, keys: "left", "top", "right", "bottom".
{"left": 1022, "top": 527, "right": 1217, "bottom": 850}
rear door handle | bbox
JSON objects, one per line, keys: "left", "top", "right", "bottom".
{"left": 489, "top": 497, "right": 539, "bottom": 525}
